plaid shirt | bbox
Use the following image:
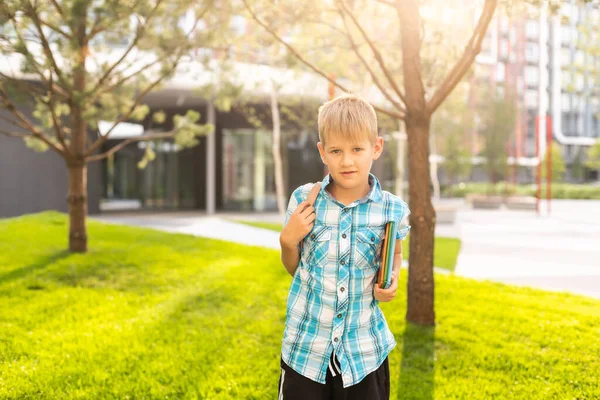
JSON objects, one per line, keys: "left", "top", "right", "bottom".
{"left": 281, "top": 173, "right": 410, "bottom": 388}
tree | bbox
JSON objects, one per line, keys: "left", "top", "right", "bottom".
{"left": 0, "top": 0, "right": 228, "bottom": 252}
{"left": 585, "top": 140, "right": 600, "bottom": 171}
{"left": 478, "top": 93, "right": 517, "bottom": 185}
{"left": 570, "top": 147, "right": 585, "bottom": 182}
{"left": 243, "top": 0, "right": 498, "bottom": 325}
{"left": 431, "top": 82, "right": 474, "bottom": 188}
{"left": 541, "top": 142, "right": 566, "bottom": 182}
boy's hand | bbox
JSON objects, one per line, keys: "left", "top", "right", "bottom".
{"left": 374, "top": 271, "right": 398, "bottom": 302}
{"left": 280, "top": 183, "right": 321, "bottom": 249}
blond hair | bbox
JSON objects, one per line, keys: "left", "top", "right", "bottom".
{"left": 317, "top": 93, "right": 378, "bottom": 145}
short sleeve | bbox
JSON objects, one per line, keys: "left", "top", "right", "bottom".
{"left": 395, "top": 200, "right": 411, "bottom": 240}
{"left": 283, "top": 187, "right": 302, "bottom": 226}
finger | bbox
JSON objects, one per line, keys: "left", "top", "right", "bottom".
{"left": 300, "top": 205, "right": 315, "bottom": 218}
{"left": 295, "top": 201, "right": 311, "bottom": 215}
{"left": 305, "top": 213, "right": 317, "bottom": 223}
{"left": 305, "top": 182, "right": 322, "bottom": 206}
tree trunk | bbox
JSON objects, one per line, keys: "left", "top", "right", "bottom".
{"left": 398, "top": 0, "right": 436, "bottom": 326}
{"left": 405, "top": 115, "right": 436, "bottom": 325}
{"left": 395, "top": 121, "right": 406, "bottom": 198}
{"left": 67, "top": 161, "right": 88, "bottom": 252}
{"left": 271, "top": 81, "right": 286, "bottom": 215}
{"left": 430, "top": 130, "right": 440, "bottom": 201}
{"left": 68, "top": 9, "right": 89, "bottom": 253}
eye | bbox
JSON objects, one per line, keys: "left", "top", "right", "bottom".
{"left": 353, "top": 148, "right": 363, "bottom": 152}
{"left": 331, "top": 149, "right": 341, "bottom": 154}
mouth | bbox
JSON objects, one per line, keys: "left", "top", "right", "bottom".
{"left": 340, "top": 171, "right": 356, "bottom": 176}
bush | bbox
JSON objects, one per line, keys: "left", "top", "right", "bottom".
{"left": 444, "top": 182, "right": 600, "bottom": 200}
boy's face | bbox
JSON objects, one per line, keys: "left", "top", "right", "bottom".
{"left": 317, "top": 134, "right": 384, "bottom": 192}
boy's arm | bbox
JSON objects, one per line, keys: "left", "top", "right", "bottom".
{"left": 280, "top": 183, "right": 321, "bottom": 277}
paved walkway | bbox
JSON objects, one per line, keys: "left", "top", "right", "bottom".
{"left": 453, "top": 200, "right": 600, "bottom": 299}
{"left": 91, "top": 199, "right": 600, "bottom": 299}
{"left": 91, "top": 210, "right": 448, "bottom": 274}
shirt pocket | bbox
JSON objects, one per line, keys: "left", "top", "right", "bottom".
{"left": 354, "top": 226, "right": 385, "bottom": 271}
{"left": 302, "top": 224, "right": 332, "bottom": 270}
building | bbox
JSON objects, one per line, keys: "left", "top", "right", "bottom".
{"left": 470, "top": 1, "right": 599, "bottom": 182}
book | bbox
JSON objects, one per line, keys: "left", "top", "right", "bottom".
{"left": 377, "top": 221, "right": 397, "bottom": 289}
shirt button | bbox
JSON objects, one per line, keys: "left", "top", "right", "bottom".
{"left": 340, "top": 287, "right": 345, "bottom": 292}
{"left": 311, "top": 234, "right": 315, "bottom": 239}
{"left": 342, "top": 233, "right": 347, "bottom": 239}
{"left": 334, "top": 337, "right": 339, "bottom": 342}
{"left": 371, "top": 236, "right": 375, "bottom": 241}
{"left": 340, "top": 260, "right": 345, "bottom": 265}
{"left": 337, "top": 313, "right": 342, "bottom": 318}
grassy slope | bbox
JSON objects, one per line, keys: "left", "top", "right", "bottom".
{"left": 0, "top": 212, "right": 598, "bottom": 399}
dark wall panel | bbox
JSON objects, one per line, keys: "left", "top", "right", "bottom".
{"left": 0, "top": 120, "right": 101, "bottom": 219}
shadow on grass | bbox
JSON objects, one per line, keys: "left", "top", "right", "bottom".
{"left": 397, "top": 323, "right": 435, "bottom": 400}
{"left": 0, "top": 250, "right": 71, "bottom": 286}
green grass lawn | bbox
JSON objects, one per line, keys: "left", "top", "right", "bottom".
{"left": 232, "top": 219, "right": 461, "bottom": 272}
{"left": 1, "top": 212, "right": 599, "bottom": 399}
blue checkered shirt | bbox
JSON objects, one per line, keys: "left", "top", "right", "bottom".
{"left": 281, "top": 173, "right": 411, "bottom": 388}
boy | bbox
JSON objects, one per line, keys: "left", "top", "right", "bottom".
{"left": 278, "top": 93, "right": 410, "bottom": 399}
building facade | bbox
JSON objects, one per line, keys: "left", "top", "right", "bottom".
{"left": 472, "top": 1, "right": 599, "bottom": 182}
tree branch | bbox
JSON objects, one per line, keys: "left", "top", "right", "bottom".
{"left": 90, "top": 52, "right": 173, "bottom": 103}
{"left": 45, "top": 73, "right": 71, "bottom": 155}
{"left": 426, "top": 0, "right": 497, "bottom": 115}
{"left": 338, "top": 8, "right": 406, "bottom": 114}
{"left": 0, "top": 113, "right": 29, "bottom": 131}
{"left": 0, "top": 129, "right": 31, "bottom": 138}
{"left": 243, "top": 0, "right": 405, "bottom": 120}
{"left": 0, "top": 86, "right": 65, "bottom": 155}
{"left": 36, "top": 16, "right": 72, "bottom": 40}
{"left": 89, "top": 1, "right": 212, "bottom": 103}
{"left": 24, "top": 2, "right": 71, "bottom": 92}
{"left": 87, "top": 130, "right": 177, "bottom": 162}
{"left": 49, "top": 0, "right": 64, "bottom": 17}
{"left": 337, "top": 0, "right": 408, "bottom": 107}
{"left": 374, "top": 0, "right": 398, "bottom": 8}
{"left": 89, "top": 0, "right": 165, "bottom": 98}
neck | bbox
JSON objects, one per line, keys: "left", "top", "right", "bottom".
{"left": 327, "top": 178, "right": 371, "bottom": 206}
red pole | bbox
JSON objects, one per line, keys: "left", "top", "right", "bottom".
{"left": 514, "top": 107, "right": 521, "bottom": 186}
{"left": 546, "top": 115, "right": 552, "bottom": 215}
{"left": 535, "top": 115, "right": 541, "bottom": 215}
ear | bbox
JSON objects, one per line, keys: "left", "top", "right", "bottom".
{"left": 372, "top": 137, "right": 384, "bottom": 160}
{"left": 317, "top": 142, "right": 328, "bottom": 165}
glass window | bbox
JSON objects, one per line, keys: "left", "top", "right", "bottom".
{"left": 500, "top": 40, "right": 508, "bottom": 59}
{"left": 525, "top": 43, "right": 539, "bottom": 63}
{"left": 222, "top": 129, "right": 278, "bottom": 211}
{"left": 525, "top": 90, "right": 538, "bottom": 109}
{"left": 560, "top": 48, "right": 571, "bottom": 67}
{"left": 561, "top": 25, "right": 572, "bottom": 44}
{"left": 500, "top": 16, "right": 509, "bottom": 33}
{"left": 525, "top": 66, "right": 539, "bottom": 86}
{"left": 562, "top": 93, "right": 571, "bottom": 111}
{"left": 496, "top": 63, "right": 505, "bottom": 82}
{"left": 525, "top": 20, "right": 538, "bottom": 39}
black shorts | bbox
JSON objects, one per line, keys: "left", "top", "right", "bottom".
{"left": 277, "top": 353, "right": 390, "bottom": 400}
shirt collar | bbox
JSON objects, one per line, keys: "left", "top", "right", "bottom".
{"left": 321, "top": 172, "right": 383, "bottom": 204}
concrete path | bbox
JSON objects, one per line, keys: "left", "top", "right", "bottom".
{"left": 91, "top": 199, "right": 600, "bottom": 299}
{"left": 453, "top": 200, "right": 600, "bottom": 299}
{"left": 91, "top": 210, "right": 449, "bottom": 274}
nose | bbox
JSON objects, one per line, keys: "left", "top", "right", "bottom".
{"left": 341, "top": 153, "right": 354, "bottom": 167}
